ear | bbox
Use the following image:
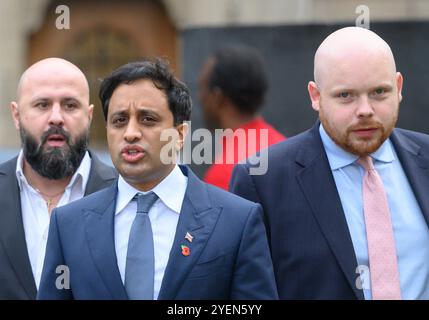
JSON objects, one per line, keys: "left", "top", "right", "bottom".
{"left": 396, "top": 72, "right": 403, "bottom": 103}
{"left": 211, "top": 87, "right": 227, "bottom": 111}
{"left": 88, "top": 104, "right": 94, "bottom": 123}
{"left": 175, "top": 121, "right": 189, "bottom": 152}
{"left": 308, "top": 81, "right": 321, "bottom": 112}
{"left": 10, "top": 102, "right": 20, "bottom": 130}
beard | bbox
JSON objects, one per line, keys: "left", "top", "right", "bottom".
{"left": 319, "top": 103, "right": 398, "bottom": 156}
{"left": 20, "top": 125, "right": 89, "bottom": 180}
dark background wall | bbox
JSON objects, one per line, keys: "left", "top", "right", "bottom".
{"left": 181, "top": 22, "right": 429, "bottom": 178}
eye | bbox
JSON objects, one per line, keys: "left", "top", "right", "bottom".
{"left": 338, "top": 92, "right": 350, "bottom": 99}
{"left": 374, "top": 88, "right": 385, "bottom": 95}
{"left": 35, "top": 102, "right": 49, "bottom": 109}
{"left": 64, "top": 102, "right": 78, "bottom": 110}
{"left": 112, "top": 116, "right": 127, "bottom": 126}
{"left": 141, "top": 116, "right": 156, "bottom": 124}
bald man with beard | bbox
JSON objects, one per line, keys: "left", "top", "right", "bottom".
{"left": 0, "top": 58, "right": 116, "bottom": 299}
{"left": 230, "top": 27, "right": 429, "bottom": 300}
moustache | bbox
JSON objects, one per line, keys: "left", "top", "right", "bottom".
{"left": 347, "top": 121, "right": 383, "bottom": 132}
{"left": 40, "top": 126, "right": 71, "bottom": 146}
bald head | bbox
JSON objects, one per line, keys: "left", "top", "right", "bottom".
{"left": 314, "top": 27, "right": 397, "bottom": 88}
{"left": 307, "top": 27, "right": 403, "bottom": 157}
{"left": 17, "top": 58, "right": 89, "bottom": 102}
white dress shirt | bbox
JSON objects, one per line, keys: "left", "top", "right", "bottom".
{"left": 16, "top": 150, "right": 92, "bottom": 289}
{"left": 114, "top": 165, "right": 188, "bottom": 300}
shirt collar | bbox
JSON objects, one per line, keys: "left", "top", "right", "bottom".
{"left": 319, "top": 123, "right": 395, "bottom": 170}
{"left": 115, "top": 164, "right": 188, "bottom": 215}
{"left": 15, "top": 150, "right": 92, "bottom": 192}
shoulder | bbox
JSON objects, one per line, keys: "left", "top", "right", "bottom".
{"left": 54, "top": 184, "right": 116, "bottom": 220}
{"left": 0, "top": 156, "right": 18, "bottom": 176}
{"left": 235, "top": 127, "right": 317, "bottom": 177}
{"left": 393, "top": 128, "right": 429, "bottom": 145}
{"left": 257, "top": 127, "right": 315, "bottom": 163}
{"left": 203, "top": 182, "right": 261, "bottom": 216}
{"left": 391, "top": 128, "right": 429, "bottom": 159}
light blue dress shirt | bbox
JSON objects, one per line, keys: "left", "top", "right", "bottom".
{"left": 319, "top": 124, "right": 429, "bottom": 300}
{"left": 114, "top": 165, "right": 188, "bottom": 300}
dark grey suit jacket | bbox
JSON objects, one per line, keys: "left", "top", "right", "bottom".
{"left": 0, "top": 151, "right": 117, "bottom": 299}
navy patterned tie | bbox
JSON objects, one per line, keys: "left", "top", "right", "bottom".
{"left": 125, "top": 192, "right": 158, "bottom": 300}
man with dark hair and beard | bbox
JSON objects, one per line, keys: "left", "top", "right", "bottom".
{"left": 230, "top": 27, "right": 429, "bottom": 300}
{"left": 0, "top": 58, "right": 117, "bottom": 299}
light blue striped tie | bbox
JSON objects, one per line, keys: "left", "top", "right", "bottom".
{"left": 125, "top": 192, "right": 158, "bottom": 300}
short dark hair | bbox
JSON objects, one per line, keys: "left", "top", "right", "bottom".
{"left": 208, "top": 45, "right": 268, "bottom": 114}
{"left": 99, "top": 59, "right": 192, "bottom": 125}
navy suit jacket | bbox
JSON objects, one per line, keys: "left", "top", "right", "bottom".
{"left": 230, "top": 122, "right": 429, "bottom": 300}
{"left": 37, "top": 165, "right": 278, "bottom": 300}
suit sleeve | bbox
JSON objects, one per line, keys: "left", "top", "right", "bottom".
{"left": 230, "top": 203, "right": 278, "bottom": 299}
{"left": 37, "top": 210, "right": 73, "bottom": 300}
{"left": 229, "top": 164, "right": 262, "bottom": 204}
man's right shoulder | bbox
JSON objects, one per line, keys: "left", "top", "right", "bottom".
{"left": 242, "top": 127, "right": 315, "bottom": 171}
{"left": 54, "top": 184, "right": 116, "bottom": 221}
{"left": 0, "top": 156, "right": 18, "bottom": 175}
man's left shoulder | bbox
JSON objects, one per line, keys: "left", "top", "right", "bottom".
{"left": 393, "top": 128, "right": 429, "bottom": 149}
{"left": 204, "top": 182, "right": 260, "bottom": 214}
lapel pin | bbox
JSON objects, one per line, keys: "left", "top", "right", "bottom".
{"left": 181, "top": 245, "right": 190, "bottom": 256}
{"left": 185, "top": 232, "right": 194, "bottom": 243}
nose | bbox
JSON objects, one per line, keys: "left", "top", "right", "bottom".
{"left": 123, "top": 118, "right": 142, "bottom": 143}
{"left": 355, "top": 96, "right": 374, "bottom": 118}
{"left": 48, "top": 103, "right": 65, "bottom": 126}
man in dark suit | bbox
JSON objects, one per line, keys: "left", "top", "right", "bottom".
{"left": 230, "top": 27, "right": 429, "bottom": 300}
{"left": 38, "top": 59, "right": 277, "bottom": 299}
{"left": 0, "top": 58, "right": 116, "bottom": 299}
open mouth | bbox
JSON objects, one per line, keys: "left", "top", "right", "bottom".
{"left": 121, "top": 146, "right": 145, "bottom": 163}
{"left": 45, "top": 134, "right": 67, "bottom": 147}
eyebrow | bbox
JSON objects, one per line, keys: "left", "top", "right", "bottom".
{"left": 330, "top": 82, "right": 394, "bottom": 93}
{"left": 30, "top": 97, "right": 82, "bottom": 104}
{"left": 109, "top": 107, "right": 160, "bottom": 118}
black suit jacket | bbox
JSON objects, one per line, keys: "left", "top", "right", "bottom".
{"left": 230, "top": 122, "right": 429, "bottom": 299}
{"left": 0, "top": 151, "right": 117, "bottom": 299}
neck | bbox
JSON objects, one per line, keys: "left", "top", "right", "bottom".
{"left": 127, "top": 164, "right": 176, "bottom": 192}
{"left": 22, "top": 159, "right": 71, "bottom": 195}
{"left": 220, "top": 108, "right": 258, "bottom": 130}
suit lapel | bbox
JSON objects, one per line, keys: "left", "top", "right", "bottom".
{"left": 85, "top": 151, "right": 117, "bottom": 196}
{"left": 390, "top": 130, "right": 429, "bottom": 226}
{"left": 295, "top": 123, "right": 364, "bottom": 300}
{"left": 0, "top": 158, "right": 36, "bottom": 299}
{"left": 83, "top": 183, "right": 128, "bottom": 300}
{"left": 158, "top": 166, "right": 221, "bottom": 300}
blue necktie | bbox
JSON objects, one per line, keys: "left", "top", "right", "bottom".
{"left": 125, "top": 192, "right": 158, "bottom": 300}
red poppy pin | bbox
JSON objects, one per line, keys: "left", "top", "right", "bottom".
{"left": 181, "top": 245, "right": 190, "bottom": 256}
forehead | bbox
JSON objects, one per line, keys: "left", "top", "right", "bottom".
{"left": 19, "top": 71, "right": 89, "bottom": 102}
{"left": 320, "top": 50, "right": 396, "bottom": 91}
{"left": 108, "top": 79, "right": 169, "bottom": 114}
